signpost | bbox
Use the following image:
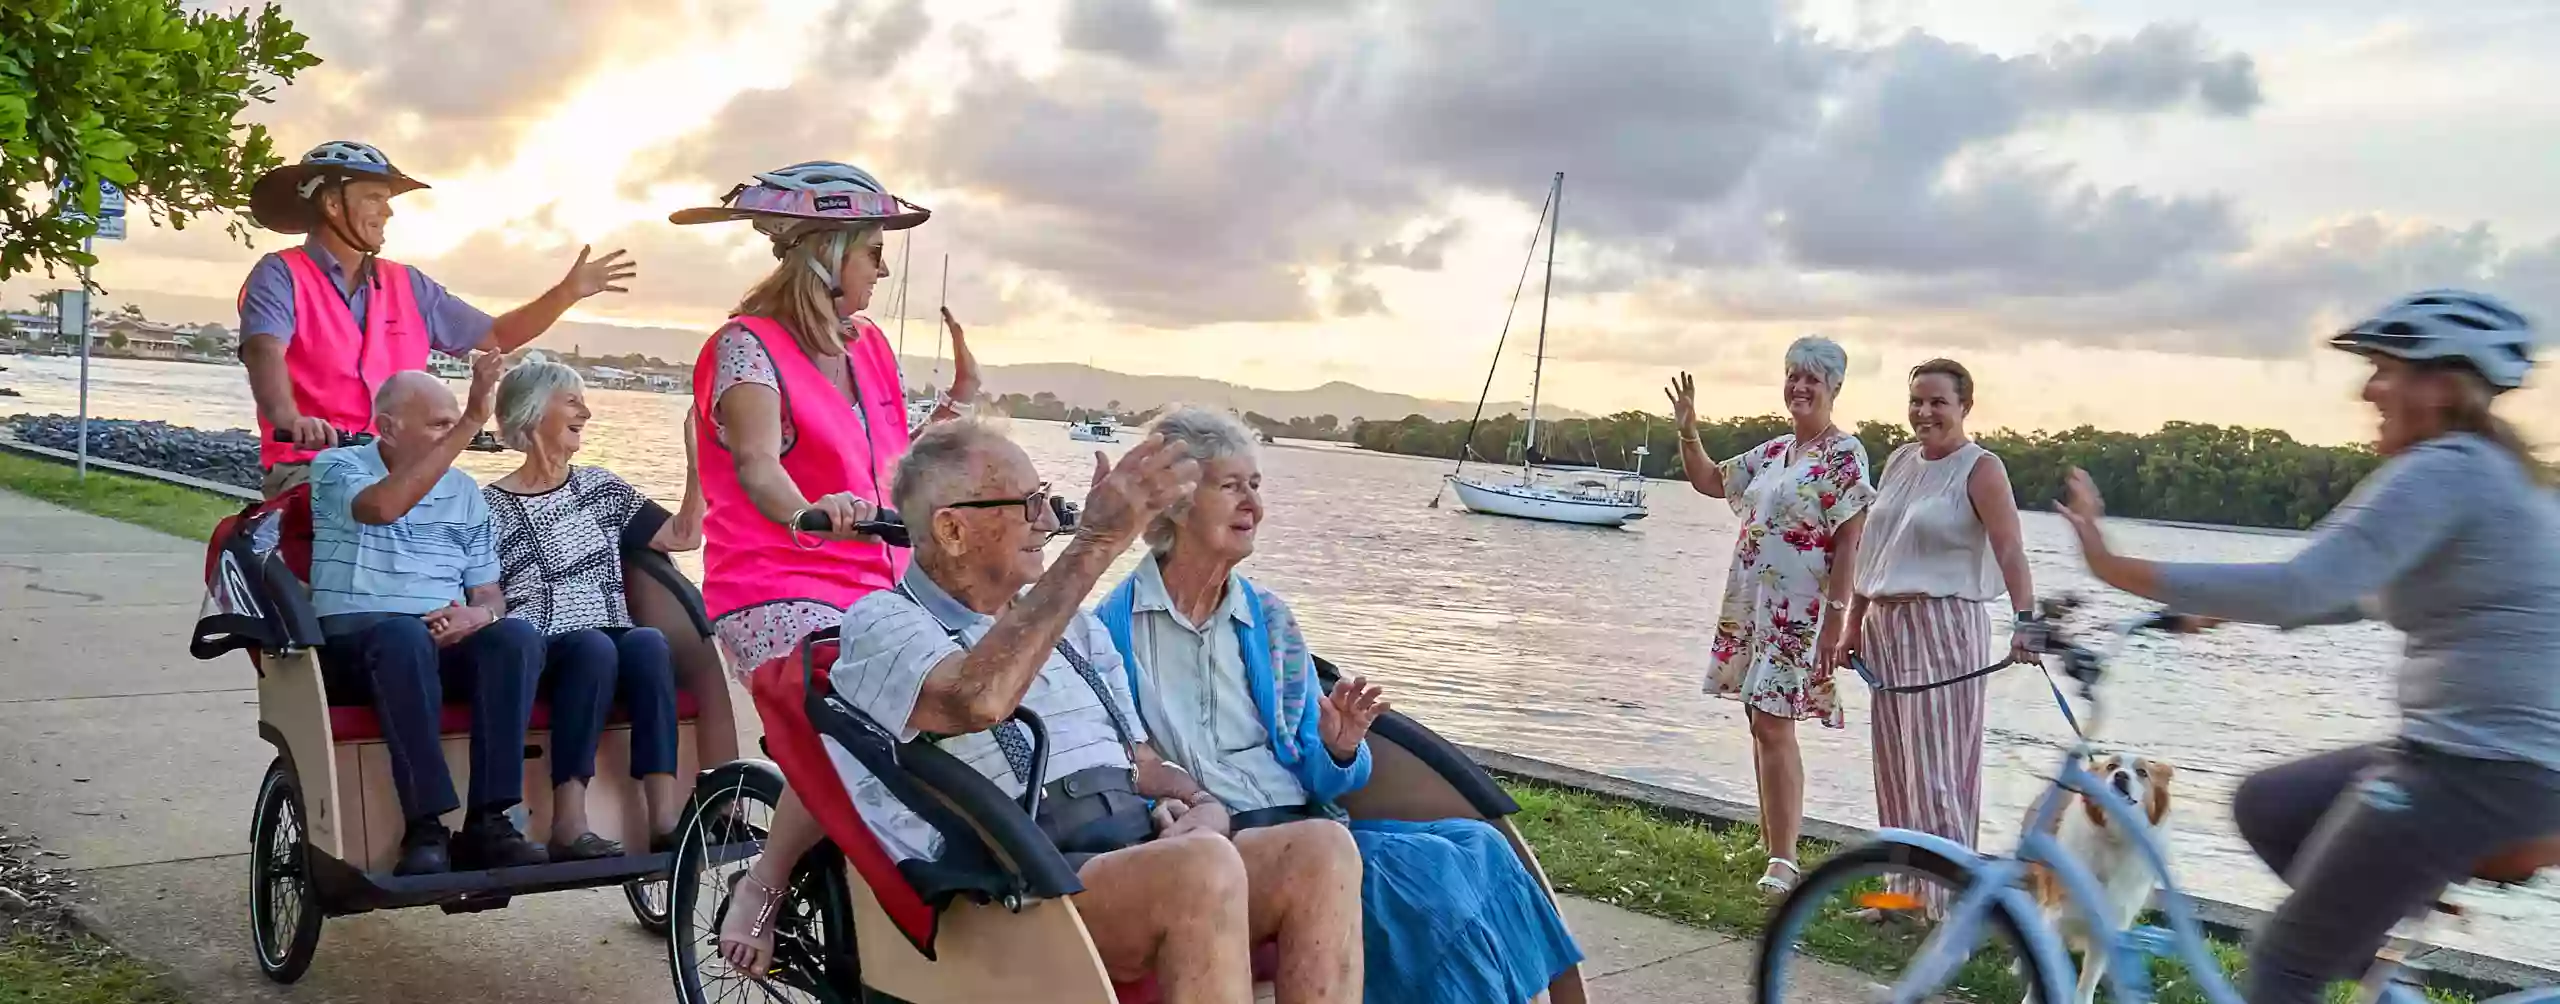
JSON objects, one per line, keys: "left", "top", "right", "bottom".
{"left": 55, "top": 179, "right": 126, "bottom": 480}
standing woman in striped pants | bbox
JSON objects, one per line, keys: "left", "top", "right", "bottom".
{"left": 1841, "top": 359, "right": 2037, "bottom": 918}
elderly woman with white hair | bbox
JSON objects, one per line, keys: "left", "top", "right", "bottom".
{"left": 483, "top": 351, "right": 706, "bottom": 860}
{"left": 1094, "top": 405, "right": 1584, "bottom": 1004}
{"left": 1665, "top": 335, "right": 1876, "bottom": 898}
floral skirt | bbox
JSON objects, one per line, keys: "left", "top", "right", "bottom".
{"left": 1705, "top": 582, "right": 1843, "bottom": 728}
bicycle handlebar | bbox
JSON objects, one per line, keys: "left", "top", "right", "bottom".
{"left": 270, "top": 428, "right": 507, "bottom": 453}
{"left": 792, "top": 507, "right": 914, "bottom": 548}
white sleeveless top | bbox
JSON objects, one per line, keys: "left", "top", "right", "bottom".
{"left": 1854, "top": 442, "right": 2003, "bottom": 601}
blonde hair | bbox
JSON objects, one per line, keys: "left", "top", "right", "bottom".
{"left": 733, "top": 222, "right": 883, "bottom": 361}
{"left": 2438, "top": 369, "right": 2551, "bottom": 486}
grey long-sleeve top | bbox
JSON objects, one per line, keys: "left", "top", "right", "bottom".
{"left": 2157, "top": 434, "right": 2560, "bottom": 771}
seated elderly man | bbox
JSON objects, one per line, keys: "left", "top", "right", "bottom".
{"left": 307, "top": 356, "right": 556, "bottom": 875}
{"left": 1095, "top": 406, "right": 1583, "bottom": 1004}
{"left": 819, "top": 418, "right": 1363, "bottom": 1004}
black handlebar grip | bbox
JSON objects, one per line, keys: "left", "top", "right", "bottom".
{"left": 794, "top": 507, "right": 912, "bottom": 548}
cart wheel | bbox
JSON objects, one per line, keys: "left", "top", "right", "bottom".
{"left": 668, "top": 761, "right": 857, "bottom": 1004}
{"left": 626, "top": 876, "right": 671, "bottom": 936}
{"left": 249, "top": 757, "right": 324, "bottom": 984}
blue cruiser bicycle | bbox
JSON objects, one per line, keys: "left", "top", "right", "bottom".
{"left": 1753, "top": 597, "right": 2560, "bottom": 1004}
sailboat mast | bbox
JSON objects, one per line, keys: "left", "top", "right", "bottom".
{"left": 894, "top": 233, "right": 914, "bottom": 362}
{"left": 1523, "top": 172, "right": 1560, "bottom": 485}
{"left": 935, "top": 254, "right": 950, "bottom": 388}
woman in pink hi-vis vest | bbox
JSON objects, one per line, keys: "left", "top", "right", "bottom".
{"left": 668, "top": 161, "right": 978, "bottom": 979}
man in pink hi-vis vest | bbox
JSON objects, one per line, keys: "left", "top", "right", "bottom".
{"left": 237, "top": 141, "right": 642, "bottom": 497}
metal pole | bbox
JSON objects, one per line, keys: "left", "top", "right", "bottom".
{"left": 76, "top": 235, "right": 93, "bottom": 481}
{"left": 1523, "top": 172, "right": 1560, "bottom": 486}
{"left": 935, "top": 254, "right": 949, "bottom": 388}
{"left": 894, "top": 231, "right": 913, "bottom": 360}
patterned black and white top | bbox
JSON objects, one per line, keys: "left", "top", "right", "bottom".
{"left": 484, "top": 465, "right": 673, "bottom": 636}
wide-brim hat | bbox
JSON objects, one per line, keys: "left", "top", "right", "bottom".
{"left": 667, "top": 182, "right": 931, "bottom": 231}
{"left": 249, "top": 144, "right": 429, "bottom": 235}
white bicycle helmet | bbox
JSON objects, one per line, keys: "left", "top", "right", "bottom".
{"left": 248, "top": 141, "right": 428, "bottom": 235}
{"left": 2329, "top": 289, "right": 2538, "bottom": 391}
{"left": 667, "top": 159, "right": 930, "bottom": 238}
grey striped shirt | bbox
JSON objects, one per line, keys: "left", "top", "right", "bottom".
{"left": 2160, "top": 434, "right": 2560, "bottom": 772}
{"left": 826, "top": 569, "right": 1143, "bottom": 860}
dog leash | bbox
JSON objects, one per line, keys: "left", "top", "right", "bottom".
{"left": 1848, "top": 653, "right": 2086, "bottom": 739}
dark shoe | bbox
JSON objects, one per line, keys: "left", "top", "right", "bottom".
{"left": 394, "top": 821, "right": 451, "bottom": 876}
{"left": 551, "top": 832, "right": 624, "bottom": 862}
{"left": 452, "top": 811, "right": 548, "bottom": 871}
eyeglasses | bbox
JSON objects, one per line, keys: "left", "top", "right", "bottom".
{"left": 944, "top": 483, "right": 1056, "bottom": 523}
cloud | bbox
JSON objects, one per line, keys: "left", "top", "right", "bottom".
{"left": 624, "top": 0, "right": 931, "bottom": 194}
{"left": 1850, "top": 216, "right": 2558, "bottom": 359}
{"left": 261, "top": 0, "right": 703, "bottom": 176}
{"left": 616, "top": 0, "right": 2264, "bottom": 331}
{"left": 1061, "top": 0, "right": 1172, "bottom": 64}
{"left": 1743, "top": 25, "right": 2258, "bottom": 289}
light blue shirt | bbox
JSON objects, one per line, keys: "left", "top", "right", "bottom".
{"left": 307, "top": 443, "right": 498, "bottom": 617}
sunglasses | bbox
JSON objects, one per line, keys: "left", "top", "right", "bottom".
{"left": 944, "top": 484, "right": 1082, "bottom": 530}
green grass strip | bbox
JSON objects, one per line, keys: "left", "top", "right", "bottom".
{"left": 0, "top": 452, "right": 240, "bottom": 541}
{"left": 0, "top": 933, "right": 179, "bottom": 1004}
{"left": 1504, "top": 782, "right": 2463, "bottom": 1004}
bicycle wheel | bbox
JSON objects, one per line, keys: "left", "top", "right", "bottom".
{"left": 249, "top": 758, "right": 324, "bottom": 984}
{"left": 666, "top": 762, "right": 859, "bottom": 1004}
{"left": 1756, "top": 841, "right": 2057, "bottom": 1004}
{"left": 625, "top": 876, "right": 670, "bottom": 936}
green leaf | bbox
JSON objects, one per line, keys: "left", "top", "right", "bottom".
{"left": 0, "top": 0, "right": 315, "bottom": 281}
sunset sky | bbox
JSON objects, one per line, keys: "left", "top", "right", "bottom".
{"left": 22, "top": 0, "right": 2560, "bottom": 445}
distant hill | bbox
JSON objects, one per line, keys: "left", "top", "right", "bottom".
{"left": 62, "top": 289, "right": 1570, "bottom": 425}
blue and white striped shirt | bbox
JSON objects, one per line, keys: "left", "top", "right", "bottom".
{"left": 307, "top": 443, "right": 498, "bottom": 617}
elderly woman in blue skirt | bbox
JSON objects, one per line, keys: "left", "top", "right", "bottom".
{"left": 1096, "top": 405, "right": 1582, "bottom": 1004}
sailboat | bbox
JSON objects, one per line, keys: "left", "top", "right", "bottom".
{"left": 1444, "top": 173, "right": 1650, "bottom": 528}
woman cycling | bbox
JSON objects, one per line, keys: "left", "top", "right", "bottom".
{"left": 2056, "top": 289, "right": 2560, "bottom": 1004}
{"left": 667, "top": 160, "right": 977, "bottom": 980}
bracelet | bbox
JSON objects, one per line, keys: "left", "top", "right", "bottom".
{"left": 785, "top": 507, "right": 823, "bottom": 550}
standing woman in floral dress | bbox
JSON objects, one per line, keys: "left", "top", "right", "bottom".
{"left": 1666, "top": 335, "right": 1875, "bottom": 897}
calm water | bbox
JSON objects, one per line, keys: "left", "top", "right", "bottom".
{"left": 10, "top": 354, "right": 2554, "bottom": 967}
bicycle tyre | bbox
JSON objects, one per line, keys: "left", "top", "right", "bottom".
{"left": 1755, "top": 840, "right": 2057, "bottom": 1004}
{"left": 666, "top": 761, "right": 859, "bottom": 1004}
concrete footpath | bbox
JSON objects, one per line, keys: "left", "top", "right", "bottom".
{"left": 0, "top": 489, "right": 1867, "bottom": 1002}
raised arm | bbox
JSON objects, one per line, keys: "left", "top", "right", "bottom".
{"left": 1665, "top": 371, "right": 1729, "bottom": 497}
{"left": 351, "top": 353, "right": 501, "bottom": 525}
{"left": 481, "top": 246, "right": 636, "bottom": 352}
{"left": 907, "top": 439, "right": 1198, "bottom": 734}
{"left": 2060, "top": 445, "right": 2467, "bottom": 628}
{"left": 650, "top": 411, "right": 707, "bottom": 552}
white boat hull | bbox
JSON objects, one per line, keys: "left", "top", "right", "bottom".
{"left": 1066, "top": 427, "right": 1118, "bottom": 442}
{"left": 1447, "top": 476, "right": 1647, "bottom": 527}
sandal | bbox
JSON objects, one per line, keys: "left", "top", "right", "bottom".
{"left": 549, "top": 832, "right": 624, "bottom": 862}
{"left": 717, "top": 870, "right": 786, "bottom": 981}
{"left": 1757, "top": 857, "right": 1801, "bottom": 899}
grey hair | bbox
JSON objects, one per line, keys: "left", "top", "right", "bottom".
{"left": 495, "top": 350, "right": 584, "bottom": 451}
{"left": 891, "top": 415, "right": 1014, "bottom": 554}
{"left": 1784, "top": 335, "right": 1849, "bottom": 391}
{"left": 1142, "top": 405, "right": 1260, "bottom": 553}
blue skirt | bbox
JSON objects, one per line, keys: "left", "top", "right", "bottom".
{"left": 1348, "top": 818, "right": 1584, "bottom": 1004}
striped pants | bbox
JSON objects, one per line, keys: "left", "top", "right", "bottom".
{"left": 1861, "top": 596, "right": 1991, "bottom": 911}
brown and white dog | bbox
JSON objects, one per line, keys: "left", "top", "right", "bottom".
{"left": 2023, "top": 754, "right": 2176, "bottom": 1004}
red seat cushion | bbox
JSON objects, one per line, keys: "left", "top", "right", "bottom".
{"left": 328, "top": 690, "right": 702, "bottom": 743}
{"left": 1112, "top": 940, "right": 1278, "bottom": 1004}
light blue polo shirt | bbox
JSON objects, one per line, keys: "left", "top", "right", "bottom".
{"left": 307, "top": 443, "right": 499, "bottom": 617}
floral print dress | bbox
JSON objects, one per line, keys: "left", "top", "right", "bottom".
{"left": 1706, "top": 430, "right": 1876, "bottom": 728}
